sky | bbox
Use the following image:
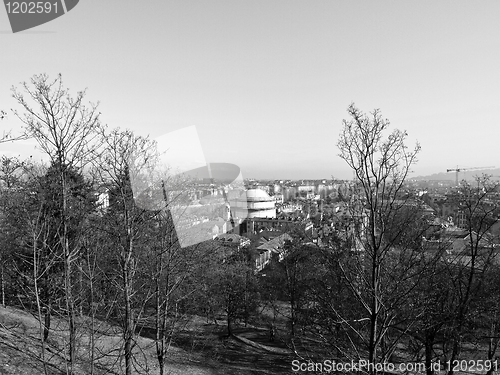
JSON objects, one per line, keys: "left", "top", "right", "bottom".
{"left": 1, "top": 1, "right": 499, "bottom": 180}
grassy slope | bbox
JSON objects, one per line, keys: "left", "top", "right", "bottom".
{"left": 0, "top": 306, "right": 295, "bottom": 375}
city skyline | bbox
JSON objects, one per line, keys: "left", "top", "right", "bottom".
{"left": 1, "top": 1, "right": 500, "bottom": 180}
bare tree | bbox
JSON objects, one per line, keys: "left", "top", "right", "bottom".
{"left": 27, "top": 202, "right": 52, "bottom": 375}
{"left": 445, "top": 175, "right": 500, "bottom": 375}
{"left": 12, "top": 73, "right": 103, "bottom": 374}
{"left": 0, "top": 156, "right": 26, "bottom": 307}
{"left": 337, "top": 103, "right": 423, "bottom": 370}
{"left": 93, "top": 128, "right": 156, "bottom": 375}
{"left": 479, "top": 263, "right": 500, "bottom": 375}
{"left": 4, "top": 163, "right": 60, "bottom": 375}
{"left": 149, "top": 185, "right": 195, "bottom": 375}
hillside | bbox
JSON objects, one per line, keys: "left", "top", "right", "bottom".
{"left": 0, "top": 305, "right": 294, "bottom": 375}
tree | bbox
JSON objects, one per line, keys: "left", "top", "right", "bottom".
{"left": 297, "top": 237, "right": 366, "bottom": 361}
{"left": 147, "top": 180, "right": 200, "bottom": 375}
{"left": 476, "top": 262, "right": 500, "bottom": 375}
{"left": 337, "top": 103, "right": 423, "bottom": 370}
{"left": 1, "top": 162, "right": 67, "bottom": 375}
{"left": 12, "top": 73, "right": 103, "bottom": 374}
{"left": 93, "top": 128, "right": 157, "bottom": 375}
{"left": 405, "top": 248, "right": 456, "bottom": 375}
{"left": 196, "top": 241, "right": 260, "bottom": 338}
{"left": 402, "top": 176, "right": 500, "bottom": 375}
{"left": 0, "top": 156, "right": 27, "bottom": 307}
{"left": 37, "top": 162, "right": 96, "bottom": 340}
{"left": 280, "top": 236, "right": 312, "bottom": 352}
{"left": 444, "top": 175, "right": 500, "bottom": 375}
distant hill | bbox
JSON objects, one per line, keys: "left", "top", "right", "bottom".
{"left": 411, "top": 168, "right": 500, "bottom": 182}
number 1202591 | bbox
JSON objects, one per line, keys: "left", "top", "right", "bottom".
{"left": 5, "top": 2, "right": 59, "bottom": 14}
{"left": 444, "top": 359, "right": 498, "bottom": 372}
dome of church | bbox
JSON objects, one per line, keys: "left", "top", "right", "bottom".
{"left": 246, "top": 189, "right": 274, "bottom": 201}
{"left": 227, "top": 188, "right": 277, "bottom": 220}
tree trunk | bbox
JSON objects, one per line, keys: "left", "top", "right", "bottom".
{"left": 486, "top": 314, "right": 499, "bottom": 375}
{"left": 156, "top": 289, "right": 165, "bottom": 375}
{"left": 155, "top": 254, "right": 167, "bottom": 375}
{"left": 87, "top": 253, "right": 96, "bottom": 375}
{"left": 43, "top": 304, "right": 51, "bottom": 342}
{"left": 123, "top": 268, "right": 133, "bottom": 375}
{"left": 60, "top": 169, "right": 77, "bottom": 374}
{"left": 368, "top": 259, "right": 380, "bottom": 372}
{"left": 78, "top": 260, "right": 83, "bottom": 317}
{"left": 33, "top": 233, "right": 49, "bottom": 375}
{"left": 425, "top": 333, "right": 435, "bottom": 375}
{"left": 1, "top": 263, "right": 5, "bottom": 307}
{"left": 123, "top": 233, "right": 134, "bottom": 375}
{"left": 64, "top": 234, "right": 77, "bottom": 374}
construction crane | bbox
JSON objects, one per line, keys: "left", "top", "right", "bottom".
{"left": 446, "top": 166, "right": 495, "bottom": 186}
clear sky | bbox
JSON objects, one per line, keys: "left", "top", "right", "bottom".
{"left": 1, "top": 1, "right": 499, "bottom": 180}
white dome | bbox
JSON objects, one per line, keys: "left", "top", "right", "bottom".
{"left": 246, "top": 189, "right": 274, "bottom": 201}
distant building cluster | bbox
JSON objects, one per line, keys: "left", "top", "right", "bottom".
{"left": 95, "top": 175, "right": 500, "bottom": 273}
